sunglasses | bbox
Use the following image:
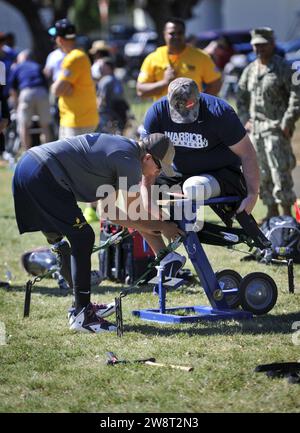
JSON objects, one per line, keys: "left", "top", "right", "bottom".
{"left": 151, "top": 155, "right": 162, "bottom": 169}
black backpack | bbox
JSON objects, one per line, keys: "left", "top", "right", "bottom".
{"left": 98, "top": 221, "right": 156, "bottom": 284}
{"left": 259, "top": 216, "right": 300, "bottom": 263}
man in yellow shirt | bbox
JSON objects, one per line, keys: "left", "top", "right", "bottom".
{"left": 136, "top": 18, "right": 222, "bottom": 100}
{"left": 49, "top": 19, "right": 99, "bottom": 139}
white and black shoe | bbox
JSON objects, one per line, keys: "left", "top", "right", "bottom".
{"left": 159, "top": 252, "right": 186, "bottom": 278}
{"left": 69, "top": 303, "right": 116, "bottom": 333}
{"left": 68, "top": 301, "right": 115, "bottom": 321}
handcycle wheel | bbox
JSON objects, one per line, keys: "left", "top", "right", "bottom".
{"left": 215, "top": 269, "right": 242, "bottom": 309}
{"left": 239, "top": 272, "right": 277, "bottom": 315}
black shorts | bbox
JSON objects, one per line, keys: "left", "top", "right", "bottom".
{"left": 13, "top": 152, "right": 87, "bottom": 236}
{"left": 156, "top": 166, "right": 247, "bottom": 198}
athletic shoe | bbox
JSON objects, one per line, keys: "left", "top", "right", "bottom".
{"left": 83, "top": 207, "right": 98, "bottom": 224}
{"left": 51, "top": 240, "right": 73, "bottom": 289}
{"left": 67, "top": 301, "right": 115, "bottom": 320}
{"left": 159, "top": 252, "right": 186, "bottom": 278}
{"left": 69, "top": 303, "right": 116, "bottom": 333}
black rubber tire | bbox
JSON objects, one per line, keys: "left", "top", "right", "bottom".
{"left": 239, "top": 272, "right": 278, "bottom": 315}
{"left": 215, "top": 269, "right": 242, "bottom": 309}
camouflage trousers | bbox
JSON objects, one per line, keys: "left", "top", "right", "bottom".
{"left": 250, "top": 131, "right": 296, "bottom": 207}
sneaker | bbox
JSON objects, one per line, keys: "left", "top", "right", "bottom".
{"left": 159, "top": 252, "right": 186, "bottom": 278}
{"left": 93, "top": 301, "right": 116, "bottom": 318}
{"left": 83, "top": 207, "right": 98, "bottom": 224}
{"left": 67, "top": 301, "right": 115, "bottom": 320}
{"left": 52, "top": 240, "right": 73, "bottom": 289}
{"left": 69, "top": 303, "right": 116, "bottom": 333}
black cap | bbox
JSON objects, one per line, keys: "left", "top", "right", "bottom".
{"left": 48, "top": 18, "right": 76, "bottom": 39}
{"left": 141, "top": 133, "right": 175, "bottom": 177}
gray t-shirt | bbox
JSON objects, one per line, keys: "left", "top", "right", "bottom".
{"left": 28, "top": 133, "right": 142, "bottom": 202}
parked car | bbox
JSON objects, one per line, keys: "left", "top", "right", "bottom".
{"left": 278, "top": 37, "right": 300, "bottom": 66}
{"left": 124, "top": 30, "right": 158, "bottom": 79}
{"left": 107, "top": 24, "right": 137, "bottom": 67}
{"left": 194, "top": 29, "right": 252, "bottom": 54}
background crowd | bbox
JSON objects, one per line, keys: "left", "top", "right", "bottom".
{"left": 1, "top": 15, "right": 300, "bottom": 224}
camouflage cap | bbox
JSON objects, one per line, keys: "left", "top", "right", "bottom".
{"left": 168, "top": 78, "right": 200, "bottom": 124}
{"left": 250, "top": 27, "right": 274, "bottom": 45}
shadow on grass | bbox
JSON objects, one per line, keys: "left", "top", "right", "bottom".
{"left": 4, "top": 283, "right": 123, "bottom": 297}
{"left": 5, "top": 284, "right": 300, "bottom": 337}
{"left": 123, "top": 311, "right": 300, "bottom": 337}
{"left": 5, "top": 281, "right": 197, "bottom": 297}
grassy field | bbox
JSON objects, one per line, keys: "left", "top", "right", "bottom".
{"left": 0, "top": 161, "right": 300, "bottom": 413}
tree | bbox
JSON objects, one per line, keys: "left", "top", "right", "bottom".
{"left": 3, "top": 0, "right": 76, "bottom": 63}
{"left": 137, "top": 0, "right": 200, "bottom": 43}
{"left": 3, "top": 0, "right": 201, "bottom": 63}
{"left": 3, "top": 0, "right": 53, "bottom": 63}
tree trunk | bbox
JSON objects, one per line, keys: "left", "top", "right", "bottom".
{"left": 144, "top": 0, "right": 199, "bottom": 44}
{"left": 4, "top": 0, "right": 53, "bottom": 64}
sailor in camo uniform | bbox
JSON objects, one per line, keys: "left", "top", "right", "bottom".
{"left": 237, "top": 27, "right": 300, "bottom": 220}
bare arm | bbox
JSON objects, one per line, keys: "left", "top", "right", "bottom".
{"left": 51, "top": 79, "right": 73, "bottom": 97}
{"left": 229, "top": 133, "right": 260, "bottom": 214}
{"left": 205, "top": 78, "right": 222, "bottom": 96}
{"left": 109, "top": 191, "right": 184, "bottom": 255}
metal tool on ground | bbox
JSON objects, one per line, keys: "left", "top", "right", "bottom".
{"left": 23, "top": 228, "right": 132, "bottom": 318}
{"left": 106, "top": 352, "right": 194, "bottom": 371}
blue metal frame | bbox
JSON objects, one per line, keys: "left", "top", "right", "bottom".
{"left": 132, "top": 196, "right": 253, "bottom": 323}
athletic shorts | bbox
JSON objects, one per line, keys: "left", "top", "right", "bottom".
{"left": 12, "top": 152, "right": 87, "bottom": 236}
{"left": 17, "top": 87, "right": 51, "bottom": 127}
{"left": 156, "top": 166, "right": 247, "bottom": 198}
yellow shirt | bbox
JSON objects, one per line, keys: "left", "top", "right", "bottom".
{"left": 137, "top": 45, "right": 221, "bottom": 100}
{"left": 58, "top": 49, "right": 99, "bottom": 128}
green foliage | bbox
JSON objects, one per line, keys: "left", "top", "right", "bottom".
{"left": 70, "top": 0, "right": 101, "bottom": 34}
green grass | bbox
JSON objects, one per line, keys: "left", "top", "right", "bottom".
{"left": 1, "top": 162, "right": 300, "bottom": 413}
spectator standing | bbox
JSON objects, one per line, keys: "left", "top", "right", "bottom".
{"left": 0, "top": 32, "right": 17, "bottom": 98}
{"left": 43, "top": 45, "right": 65, "bottom": 140}
{"left": 0, "top": 62, "right": 9, "bottom": 146}
{"left": 44, "top": 45, "right": 65, "bottom": 83}
{"left": 0, "top": 32, "right": 16, "bottom": 155}
{"left": 9, "top": 50, "right": 51, "bottom": 150}
{"left": 136, "top": 18, "right": 222, "bottom": 100}
{"left": 97, "top": 57, "right": 129, "bottom": 134}
{"left": 49, "top": 19, "right": 98, "bottom": 139}
{"left": 89, "top": 40, "right": 111, "bottom": 81}
{"left": 237, "top": 27, "right": 300, "bottom": 220}
{"left": 204, "top": 36, "right": 235, "bottom": 71}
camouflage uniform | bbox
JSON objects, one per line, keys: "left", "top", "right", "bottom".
{"left": 237, "top": 54, "right": 300, "bottom": 207}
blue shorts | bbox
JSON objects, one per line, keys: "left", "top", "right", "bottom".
{"left": 13, "top": 152, "right": 87, "bottom": 236}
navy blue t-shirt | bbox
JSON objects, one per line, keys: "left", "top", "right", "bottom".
{"left": 143, "top": 93, "right": 246, "bottom": 176}
{"left": 10, "top": 60, "right": 47, "bottom": 91}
